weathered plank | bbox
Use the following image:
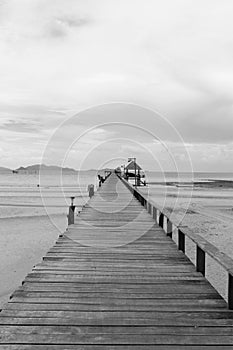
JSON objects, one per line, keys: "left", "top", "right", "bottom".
{"left": 0, "top": 346, "right": 233, "bottom": 350}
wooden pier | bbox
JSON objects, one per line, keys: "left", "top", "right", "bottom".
{"left": 1, "top": 172, "right": 233, "bottom": 348}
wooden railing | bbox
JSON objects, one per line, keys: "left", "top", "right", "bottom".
{"left": 119, "top": 175, "right": 233, "bottom": 310}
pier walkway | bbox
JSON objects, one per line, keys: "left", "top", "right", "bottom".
{"left": 0, "top": 173, "right": 233, "bottom": 348}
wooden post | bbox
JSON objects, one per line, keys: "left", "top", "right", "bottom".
{"left": 196, "top": 246, "right": 205, "bottom": 276}
{"left": 153, "top": 207, "right": 157, "bottom": 222}
{"left": 88, "top": 184, "right": 94, "bottom": 198}
{"left": 178, "top": 229, "right": 185, "bottom": 253}
{"left": 148, "top": 203, "right": 151, "bottom": 214}
{"left": 167, "top": 218, "right": 172, "bottom": 238}
{"left": 159, "top": 213, "right": 164, "bottom": 228}
{"left": 140, "top": 195, "right": 143, "bottom": 205}
{"left": 228, "top": 274, "right": 233, "bottom": 310}
{"left": 134, "top": 159, "right": 137, "bottom": 187}
{"left": 68, "top": 197, "right": 75, "bottom": 225}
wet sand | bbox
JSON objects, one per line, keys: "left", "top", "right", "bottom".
{"left": 0, "top": 214, "right": 67, "bottom": 308}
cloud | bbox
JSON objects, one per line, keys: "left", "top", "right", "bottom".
{"left": 0, "top": 0, "right": 91, "bottom": 43}
{"left": 0, "top": 119, "right": 40, "bottom": 133}
{"left": 46, "top": 21, "right": 67, "bottom": 39}
{"left": 56, "top": 16, "right": 90, "bottom": 29}
{"left": 45, "top": 16, "right": 91, "bottom": 39}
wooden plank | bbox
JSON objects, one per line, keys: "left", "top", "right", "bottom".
{"left": 2, "top": 325, "right": 233, "bottom": 335}
{"left": 5, "top": 301, "right": 226, "bottom": 312}
{"left": 0, "top": 346, "right": 233, "bottom": 350}
{"left": 1, "top": 316, "right": 233, "bottom": 327}
{"left": 2, "top": 310, "right": 233, "bottom": 319}
{"left": 2, "top": 332, "right": 233, "bottom": 345}
{"left": 10, "top": 292, "right": 222, "bottom": 300}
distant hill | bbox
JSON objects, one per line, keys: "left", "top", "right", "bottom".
{"left": 12, "top": 164, "right": 114, "bottom": 174}
{"left": 14, "top": 164, "right": 77, "bottom": 174}
{"left": 0, "top": 166, "right": 12, "bottom": 173}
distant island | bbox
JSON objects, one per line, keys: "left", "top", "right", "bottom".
{"left": 0, "top": 164, "right": 113, "bottom": 174}
{"left": 13, "top": 164, "right": 77, "bottom": 174}
{"left": 0, "top": 167, "right": 12, "bottom": 173}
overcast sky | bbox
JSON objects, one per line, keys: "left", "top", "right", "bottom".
{"left": 0, "top": 0, "right": 233, "bottom": 171}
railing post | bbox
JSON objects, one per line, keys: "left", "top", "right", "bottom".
{"left": 140, "top": 195, "right": 143, "bottom": 205}
{"left": 228, "top": 274, "right": 233, "bottom": 310}
{"left": 159, "top": 213, "right": 164, "bottom": 228}
{"left": 88, "top": 184, "right": 94, "bottom": 198}
{"left": 196, "top": 246, "right": 205, "bottom": 276}
{"left": 68, "top": 197, "right": 75, "bottom": 225}
{"left": 153, "top": 207, "right": 157, "bottom": 222}
{"left": 178, "top": 229, "right": 185, "bottom": 253}
{"left": 148, "top": 203, "right": 151, "bottom": 214}
{"left": 167, "top": 218, "right": 172, "bottom": 238}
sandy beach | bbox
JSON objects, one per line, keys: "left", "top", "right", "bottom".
{"left": 0, "top": 214, "right": 67, "bottom": 308}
